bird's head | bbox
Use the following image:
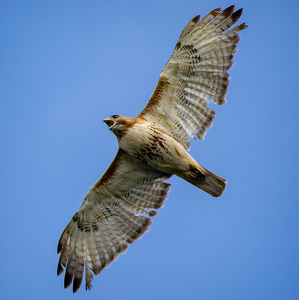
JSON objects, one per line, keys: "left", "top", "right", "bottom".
{"left": 103, "top": 115, "right": 135, "bottom": 138}
{"left": 103, "top": 115, "right": 120, "bottom": 128}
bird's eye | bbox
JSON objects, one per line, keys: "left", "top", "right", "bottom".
{"left": 111, "top": 115, "right": 119, "bottom": 119}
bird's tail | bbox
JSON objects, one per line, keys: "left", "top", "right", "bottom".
{"left": 177, "top": 161, "right": 227, "bottom": 197}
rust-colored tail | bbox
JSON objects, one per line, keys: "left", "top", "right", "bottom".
{"left": 177, "top": 162, "right": 227, "bottom": 197}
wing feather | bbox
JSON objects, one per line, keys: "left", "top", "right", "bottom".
{"left": 57, "top": 149, "right": 171, "bottom": 292}
{"left": 139, "top": 6, "right": 247, "bottom": 149}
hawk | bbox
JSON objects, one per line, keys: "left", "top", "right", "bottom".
{"left": 57, "top": 5, "right": 246, "bottom": 292}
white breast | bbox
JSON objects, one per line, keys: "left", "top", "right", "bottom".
{"left": 119, "top": 122, "right": 191, "bottom": 174}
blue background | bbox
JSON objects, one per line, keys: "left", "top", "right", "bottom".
{"left": 1, "top": 0, "right": 298, "bottom": 299}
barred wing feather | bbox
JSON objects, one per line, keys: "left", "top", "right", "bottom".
{"left": 57, "top": 150, "right": 171, "bottom": 292}
{"left": 139, "top": 6, "right": 247, "bottom": 150}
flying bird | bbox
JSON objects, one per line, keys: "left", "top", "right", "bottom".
{"left": 57, "top": 5, "right": 246, "bottom": 293}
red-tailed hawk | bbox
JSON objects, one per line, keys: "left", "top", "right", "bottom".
{"left": 57, "top": 6, "right": 246, "bottom": 292}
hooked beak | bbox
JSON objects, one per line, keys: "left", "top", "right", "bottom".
{"left": 103, "top": 118, "right": 115, "bottom": 128}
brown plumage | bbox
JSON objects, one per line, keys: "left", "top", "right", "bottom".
{"left": 57, "top": 6, "right": 246, "bottom": 292}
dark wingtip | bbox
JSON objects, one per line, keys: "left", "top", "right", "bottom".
{"left": 192, "top": 15, "right": 200, "bottom": 24}
{"left": 57, "top": 242, "right": 62, "bottom": 254}
{"left": 64, "top": 273, "right": 73, "bottom": 289}
{"left": 222, "top": 5, "right": 235, "bottom": 17}
{"left": 57, "top": 263, "right": 64, "bottom": 276}
{"left": 231, "top": 8, "right": 243, "bottom": 23}
{"left": 240, "top": 22, "right": 248, "bottom": 30}
{"left": 211, "top": 7, "right": 221, "bottom": 16}
{"left": 148, "top": 210, "right": 158, "bottom": 217}
{"left": 73, "top": 277, "right": 83, "bottom": 293}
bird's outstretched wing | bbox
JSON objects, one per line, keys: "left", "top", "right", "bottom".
{"left": 57, "top": 149, "right": 171, "bottom": 292}
{"left": 139, "top": 6, "right": 247, "bottom": 150}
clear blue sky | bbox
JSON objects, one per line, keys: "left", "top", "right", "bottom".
{"left": 1, "top": 0, "right": 299, "bottom": 299}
